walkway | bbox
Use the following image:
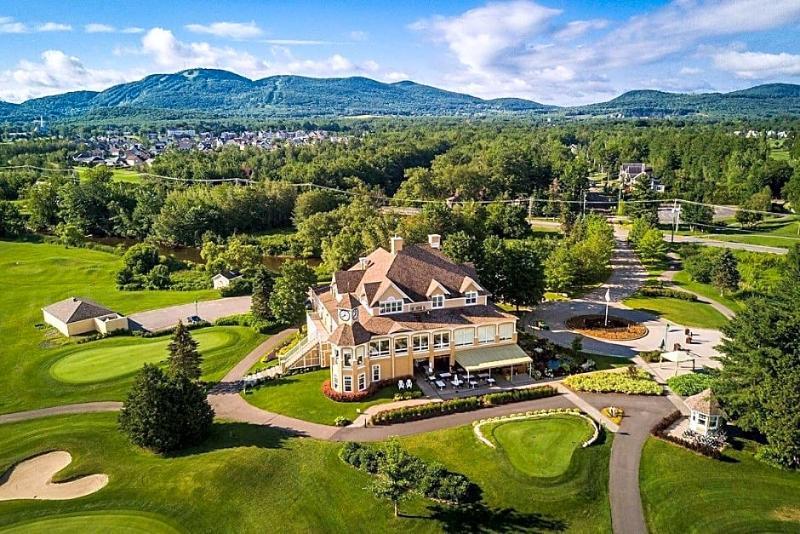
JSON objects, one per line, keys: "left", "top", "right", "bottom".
{"left": 0, "top": 401, "right": 122, "bottom": 425}
{"left": 670, "top": 234, "right": 787, "bottom": 255}
{"left": 659, "top": 269, "right": 735, "bottom": 319}
{"left": 576, "top": 392, "right": 674, "bottom": 534}
{"left": 128, "top": 296, "right": 252, "bottom": 332}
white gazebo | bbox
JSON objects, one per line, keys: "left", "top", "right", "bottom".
{"left": 685, "top": 388, "right": 725, "bottom": 436}
{"left": 659, "top": 350, "right": 697, "bottom": 376}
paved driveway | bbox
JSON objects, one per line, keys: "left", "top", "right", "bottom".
{"left": 128, "top": 296, "right": 251, "bottom": 332}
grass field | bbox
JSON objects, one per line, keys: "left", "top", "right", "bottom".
{"left": 769, "top": 139, "right": 791, "bottom": 161}
{"left": 671, "top": 270, "right": 745, "bottom": 314}
{"left": 641, "top": 437, "right": 800, "bottom": 533}
{"left": 0, "top": 240, "right": 232, "bottom": 414}
{"left": 0, "top": 413, "right": 612, "bottom": 533}
{"left": 49, "top": 327, "right": 262, "bottom": 385}
{"left": 623, "top": 295, "right": 729, "bottom": 329}
{"left": 242, "top": 369, "right": 398, "bottom": 425}
{"left": 484, "top": 416, "right": 594, "bottom": 477}
{"left": 679, "top": 216, "right": 800, "bottom": 249}
{"left": 76, "top": 167, "right": 143, "bottom": 184}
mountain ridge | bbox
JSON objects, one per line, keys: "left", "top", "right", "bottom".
{"left": 1, "top": 69, "right": 799, "bottom": 121}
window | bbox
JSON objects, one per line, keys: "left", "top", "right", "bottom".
{"left": 372, "top": 364, "right": 381, "bottom": 381}
{"left": 499, "top": 323, "right": 514, "bottom": 341}
{"left": 709, "top": 415, "right": 719, "bottom": 429}
{"left": 332, "top": 348, "right": 340, "bottom": 366}
{"left": 412, "top": 334, "right": 429, "bottom": 352}
{"left": 394, "top": 336, "right": 408, "bottom": 355}
{"left": 465, "top": 291, "right": 478, "bottom": 305}
{"left": 696, "top": 412, "right": 708, "bottom": 425}
{"left": 332, "top": 375, "right": 339, "bottom": 390}
{"left": 432, "top": 294, "right": 444, "bottom": 309}
{"left": 433, "top": 332, "right": 450, "bottom": 350}
{"left": 358, "top": 373, "right": 367, "bottom": 391}
{"left": 478, "top": 325, "right": 496, "bottom": 344}
{"left": 455, "top": 328, "right": 474, "bottom": 347}
{"left": 379, "top": 297, "right": 403, "bottom": 314}
{"left": 342, "top": 349, "right": 352, "bottom": 368}
{"left": 343, "top": 376, "right": 352, "bottom": 392}
{"left": 356, "top": 346, "right": 365, "bottom": 367}
{"left": 369, "top": 339, "right": 390, "bottom": 358}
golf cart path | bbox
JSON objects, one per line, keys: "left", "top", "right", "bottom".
{"left": 0, "top": 401, "right": 123, "bottom": 425}
{"left": 669, "top": 234, "right": 787, "bottom": 254}
{"left": 128, "top": 295, "right": 252, "bottom": 333}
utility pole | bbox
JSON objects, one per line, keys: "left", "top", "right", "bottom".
{"left": 582, "top": 190, "right": 587, "bottom": 216}
{"left": 671, "top": 198, "right": 678, "bottom": 244}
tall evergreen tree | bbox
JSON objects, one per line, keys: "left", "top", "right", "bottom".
{"left": 251, "top": 266, "right": 276, "bottom": 320}
{"left": 713, "top": 250, "right": 740, "bottom": 295}
{"left": 168, "top": 321, "right": 202, "bottom": 380}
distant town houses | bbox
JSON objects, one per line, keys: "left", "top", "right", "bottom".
{"left": 70, "top": 128, "right": 351, "bottom": 168}
{"left": 732, "top": 129, "right": 790, "bottom": 138}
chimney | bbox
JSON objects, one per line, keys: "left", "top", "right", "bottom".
{"left": 390, "top": 236, "right": 404, "bottom": 255}
{"left": 428, "top": 234, "right": 441, "bottom": 249}
{"left": 359, "top": 257, "right": 369, "bottom": 270}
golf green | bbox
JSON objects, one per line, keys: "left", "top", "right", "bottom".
{"left": 50, "top": 329, "right": 247, "bottom": 384}
{"left": 488, "top": 416, "right": 594, "bottom": 478}
{"left": 0, "top": 512, "right": 182, "bottom": 533}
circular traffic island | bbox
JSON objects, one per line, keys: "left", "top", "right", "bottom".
{"left": 565, "top": 314, "right": 648, "bottom": 341}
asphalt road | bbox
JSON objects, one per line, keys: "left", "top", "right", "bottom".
{"left": 128, "top": 295, "right": 252, "bottom": 332}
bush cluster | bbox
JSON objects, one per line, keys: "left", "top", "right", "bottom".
{"left": 321, "top": 375, "right": 414, "bottom": 403}
{"left": 562, "top": 368, "right": 662, "bottom": 395}
{"left": 667, "top": 372, "right": 714, "bottom": 396}
{"left": 638, "top": 286, "right": 697, "bottom": 301}
{"left": 339, "top": 442, "right": 478, "bottom": 504}
{"left": 371, "top": 386, "right": 557, "bottom": 425}
{"left": 639, "top": 350, "right": 662, "bottom": 363}
{"left": 651, "top": 410, "right": 722, "bottom": 459}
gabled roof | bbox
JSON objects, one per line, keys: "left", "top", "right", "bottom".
{"left": 214, "top": 270, "right": 242, "bottom": 280}
{"left": 43, "top": 297, "right": 115, "bottom": 324}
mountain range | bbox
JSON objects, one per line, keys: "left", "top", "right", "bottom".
{"left": 1, "top": 68, "right": 799, "bottom": 123}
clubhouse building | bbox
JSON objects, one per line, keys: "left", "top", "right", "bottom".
{"left": 280, "top": 235, "right": 530, "bottom": 394}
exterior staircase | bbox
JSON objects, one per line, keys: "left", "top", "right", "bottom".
{"left": 278, "top": 334, "right": 320, "bottom": 373}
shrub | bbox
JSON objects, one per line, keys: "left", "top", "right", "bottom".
{"left": 638, "top": 286, "right": 697, "bottom": 301}
{"left": 214, "top": 313, "right": 254, "bottom": 327}
{"left": 639, "top": 350, "right": 662, "bottom": 363}
{"left": 339, "top": 442, "right": 384, "bottom": 473}
{"left": 563, "top": 368, "right": 662, "bottom": 395}
{"left": 372, "top": 386, "right": 557, "bottom": 425}
{"left": 169, "top": 269, "right": 211, "bottom": 291}
{"left": 219, "top": 277, "right": 252, "bottom": 297}
{"left": 667, "top": 372, "right": 713, "bottom": 396}
{"left": 334, "top": 416, "right": 351, "bottom": 427}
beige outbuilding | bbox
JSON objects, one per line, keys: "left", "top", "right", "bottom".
{"left": 42, "top": 297, "right": 129, "bottom": 337}
{"left": 685, "top": 388, "right": 725, "bottom": 436}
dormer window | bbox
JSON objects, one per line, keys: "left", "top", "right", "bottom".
{"left": 432, "top": 294, "right": 444, "bottom": 309}
{"left": 379, "top": 297, "right": 403, "bottom": 314}
{"left": 465, "top": 291, "right": 478, "bottom": 305}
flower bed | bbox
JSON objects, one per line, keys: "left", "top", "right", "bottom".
{"left": 371, "top": 385, "right": 557, "bottom": 425}
{"left": 565, "top": 314, "right": 648, "bottom": 341}
{"left": 472, "top": 408, "right": 600, "bottom": 449}
{"left": 651, "top": 410, "right": 722, "bottom": 459}
{"left": 562, "top": 368, "right": 662, "bottom": 395}
{"left": 322, "top": 375, "right": 414, "bottom": 403}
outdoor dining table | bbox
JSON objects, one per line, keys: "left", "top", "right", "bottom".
{"left": 426, "top": 374, "right": 436, "bottom": 382}
{"left": 469, "top": 380, "right": 478, "bottom": 388}
{"left": 435, "top": 380, "right": 446, "bottom": 390}
{"left": 451, "top": 379, "right": 463, "bottom": 387}
{"left": 439, "top": 372, "right": 452, "bottom": 379}
{"left": 486, "top": 378, "right": 496, "bottom": 385}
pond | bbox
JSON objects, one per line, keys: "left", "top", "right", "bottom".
{"left": 86, "top": 236, "right": 321, "bottom": 272}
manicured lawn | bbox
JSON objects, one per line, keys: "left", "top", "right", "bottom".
{"left": 403, "top": 419, "right": 613, "bottom": 533}
{"left": 49, "top": 327, "right": 262, "bottom": 385}
{"left": 679, "top": 216, "right": 800, "bottom": 249}
{"left": 587, "top": 353, "right": 633, "bottom": 370}
{"left": 77, "top": 167, "right": 143, "bottom": 184}
{"left": 485, "top": 416, "right": 594, "bottom": 477}
{"left": 0, "top": 240, "right": 227, "bottom": 414}
{"left": 641, "top": 437, "right": 800, "bottom": 533}
{"left": 243, "top": 369, "right": 399, "bottom": 425}
{"left": 623, "top": 295, "right": 729, "bottom": 329}
{"left": 671, "top": 270, "right": 745, "bottom": 314}
{"left": 0, "top": 413, "right": 612, "bottom": 533}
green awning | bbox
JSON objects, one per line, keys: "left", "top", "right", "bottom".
{"left": 455, "top": 344, "right": 532, "bottom": 372}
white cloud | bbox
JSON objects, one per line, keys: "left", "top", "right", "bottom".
{"left": 349, "top": 30, "right": 368, "bottom": 42}
{"left": 0, "top": 17, "right": 27, "bottom": 33}
{"left": 122, "top": 27, "right": 145, "bottom": 34}
{"left": 713, "top": 50, "right": 800, "bottom": 79}
{"left": 680, "top": 67, "right": 702, "bottom": 76}
{"left": 383, "top": 71, "right": 410, "bottom": 82}
{"left": 185, "top": 21, "right": 263, "bottom": 39}
{"left": 0, "top": 50, "right": 137, "bottom": 102}
{"left": 85, "top": 23, "right": 115, "bottom": 33}
{"left": 35, "top": 22, "right": 72, "bottom": 32}
{"left": 554, "top": 19, "right": 607, "bottom": 41}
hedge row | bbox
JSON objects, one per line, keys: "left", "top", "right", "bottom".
{"left": 321, "top": 375, "right": 413, "bottom": 403}
{"left": 371, "top": 385, "right": 557, "bottom": 425}
{"left": 639, "top": 286, "right": 697, "bottom": 301}
{"left": 651, "top": 410, "right": 722, "bottom": 459}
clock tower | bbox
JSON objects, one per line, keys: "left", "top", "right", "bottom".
{"left": 337, "top": 294, "right": 360, "bottom": 325}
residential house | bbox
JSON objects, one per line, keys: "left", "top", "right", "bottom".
{"left": 284, "top": 235, "right": 529, "bottom": 394}
{"left": 212, "top": 270, "right": 243, "bottom": 289}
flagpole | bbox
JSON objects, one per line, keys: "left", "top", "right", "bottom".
{"left": 604, "top": 288, "right": 610, "bottom": 327}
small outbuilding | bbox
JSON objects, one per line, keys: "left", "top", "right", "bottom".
{"left": 685, "top": 388, "right": 725, "bottom": 436}
{"left": 42, "top": 297, "right": 129, "bottom": 337}
{"left": 212, "top": 270, "right": 242, "bottom": 289}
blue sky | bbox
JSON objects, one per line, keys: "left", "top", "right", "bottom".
{"left": 2, "top": 0, "right": 800, "bottom": 105}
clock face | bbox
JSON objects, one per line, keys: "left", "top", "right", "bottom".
{"left": 339, "top": 309, "right": 351, "bottom": 321}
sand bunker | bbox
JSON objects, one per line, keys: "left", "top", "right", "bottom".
{"left": 0, "top": 451, "right": 108, "bottom": 501}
